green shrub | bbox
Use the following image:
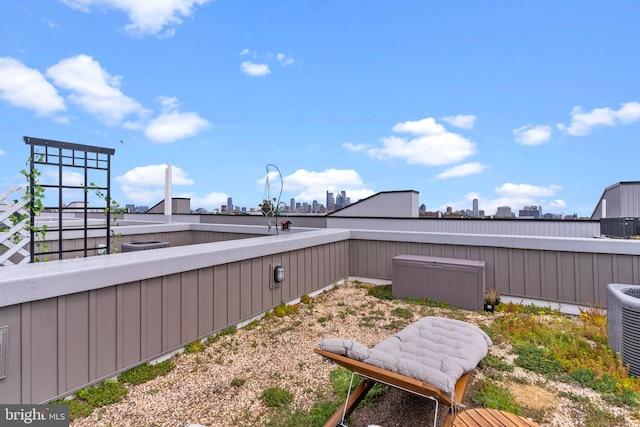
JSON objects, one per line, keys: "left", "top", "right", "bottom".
{"left": 471, "top": 382, "right": 522, "bottom": 415}
{"left": 184, "top": 339, "right": 206, "bottom": 354}
{"left": 208, "top": 325, "right": 238, "bottom": 344}
{"left": 391, "top": 307, "right": 413, "bottom": 319}
{"left": 300, "top": 294, "right": 312, "bottom": 304}
{"left": 50, "top": 399, "right": 93, "bottom": 421}
{"left": 366, "top": 284, "right": 393, "bottom": 300}
{"left": 261, "top": 387, "right": 293, "bottom": 408}
{"left": 480, "top": 354, "right": 514, "bottom": 372}
{"left": 513, "top": 343, "right": 562, "bottom": 376}
{"left": 119, "top": 360, "right": 175, "bottom": 385}
{"left": 75, "top": 380, "right": 128, "bottom": 408}
{"left": 330, "top": 368, "right": 386, "bottom": 405}
{"left": 570, "top": 368, "right": 616, "bottom": 393}
{"left": 231, "top": 377, "right": 246, "bottom": 387}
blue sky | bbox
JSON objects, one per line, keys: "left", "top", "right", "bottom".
{"left": 0, "top": 1, "right": 639, "bottom": 216}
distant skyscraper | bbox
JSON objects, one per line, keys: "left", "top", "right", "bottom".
{"left": 496, "top": 206, "right": 513, "bottom": 218}
{"left": 326, "top": 191, "right": 335, "bottom": 210}
{"left": 473, "top": 199, "right": 479, "bottom": 217}
{"left": 290, "top": 198, "right": 295, "bottom": 212}
{"left": 227, "top": 197, "right": 233, "bottom": 211}
{"left": 335, "top": 190, "right": 348, "bottom": 209}
{"left": 519, "top": 205, "right": 541, "bottom": 219}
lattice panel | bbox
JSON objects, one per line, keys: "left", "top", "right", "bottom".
{"left": 0, "top": 186, "right": 31, "bottom": 266}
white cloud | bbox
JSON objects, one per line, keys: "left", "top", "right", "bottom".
{"left": 513, "top": 124, "right": 552, "bottom": 146}
{"left": 60, "top": 0, "right": 211, "bottom": 37}
{"left": 443, "top": 183, "right": 565, "bottom": 216}
{"left": 183, "top": 191, "right": 228, "bottom": 210}
{"left": 392, "top": 117, "right": 446, "bottom": 135}
{"left": 441, "top": 115, "right": 476, "bottom": 129}
{"left": 367, "top": 118, "right": 476, "bottom": 166}
{"left": 549, "top": 199, "right": 567, "bottom": 209}
{"left": 557, "top": 101, "right": 640, "bottom": 136}
{"left": 257, "top": 168, "right": 375, "bottom": 204}
{"left": 495, "top": 183, "right": 562, "bottom": 198}
{"left": 436, "top": 162, "right": 487, "bottom": 179}
{"left": 158, "top": 95, "right": 180, "bottom": 111}
{"left": 46, "top": 54, "right": 146, "bottom": 125}
{"left": 0, "top": 57, "right": 65, "bottom": 115}
{"left": 277, "top": 53, "right": 294, "bottom": 67}
{"left": 0, "top": 149, "right": 5, "bottom": 156}
{"left": 144, "top": 111, "right": 210, "bottom": 143}
{"left": 240, "top": 61, "right": 270, "bottom": 77}
{"left": 617, "top": 101, "right": 640, "bottom": 123}
{"left": 116, "top": 164, "right": 193, "bottom": 203}
{"left": 342, "top": 142, "right": 370, "bottom": 152}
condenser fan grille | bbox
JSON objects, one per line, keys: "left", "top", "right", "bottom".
{"left": 607, "top": 283, "right": 640, "bottom": 377}
{"left": 623, "top": 288, "right": 640, "bottom": 299}
{"left": 622, "top": 307, "right": 640, "bottom": 376}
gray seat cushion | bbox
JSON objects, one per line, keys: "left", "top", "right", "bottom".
{"left": 319, "top": 316, "right": 492, "bottom": 397}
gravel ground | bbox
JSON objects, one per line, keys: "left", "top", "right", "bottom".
{"left": 70, "top": 281, "right": 639, "bottom": 427}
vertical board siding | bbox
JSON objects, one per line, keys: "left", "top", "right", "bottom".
{"left": 213, "top": 266, "right": 228, "bottom": 332}
{"left": 240, "top": 260, "right": 253, "bottom": 320}
{"left": 162, "top": 274, "right": 182, "bottom": 351}
{"left": 181, "top": 270, "right": 199, "bottom": 345}
{"left": 1, "top": 240, "right": 347, "bottom": 404}
{"left": 227, "top": 263, "right": 241, "bottom": 325}
{"left": 198, "top": 267, "right": 215, "bottom": 336}
{"left": 64, "top": 293, "right": 90, "bottom": 391}
{"left": 251, "top": 259, "right": 263, "bottom": 315}
{"left": 121, "top": 283, "right": 142, "bottom": 369}
{"left": 29, "top": 300, "right": 58, "bottom": 403}
{"left": 143, "top": 277, "right": 163, "bottom": 359}
{"left": 94, "top": 287, "right": 117, "bottom": 379}
{"left": 350, "top": 239, "right": 640, "bottom": 307}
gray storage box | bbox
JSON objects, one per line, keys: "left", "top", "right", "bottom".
{"left": 392, "top": 255, "right": 485, "bottom": 311}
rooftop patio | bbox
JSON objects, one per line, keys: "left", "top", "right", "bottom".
{"left": 63, "top": 281, "right": 635, "bottom": 427}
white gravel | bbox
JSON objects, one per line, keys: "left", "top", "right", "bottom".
{"left": 70, "top": 281, "right": 639, "bottom": 427}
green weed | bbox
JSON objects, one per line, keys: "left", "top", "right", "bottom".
{"left": 390, "top": 307, "right": 413, "bottom": 319}
{"left": 365, "top": 284, "right": 394, "bottom": 300}
{"left": 261, "top": 387, "right": 293, "bottom": 408}
{"left": 471, "top": 382, "right": 522, "bottom": 415}
{"left": 184, "top": 340, "right": 206, "bottom": 354}
{"left": 118, "top": 360, "right": 175, "bottom": 385}
{"left": 75, "top": 380, "right": 128, "bottom": 408}
{"left": 231, "top": 377, "right": 246, "bottom": 387}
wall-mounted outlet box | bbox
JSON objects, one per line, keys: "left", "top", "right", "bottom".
{"left": 0, "top": 325, "right": 7, "bottom": 380}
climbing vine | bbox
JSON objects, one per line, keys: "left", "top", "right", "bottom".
{"left": 89, "top": 181, "right": 126, "bottom": 253}
{"left": 19, "top": 155, "right": 49, "bottom": 260}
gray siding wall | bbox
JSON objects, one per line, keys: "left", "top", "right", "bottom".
{"left": 348, "top": 231, "right": 640, "bottom": 308}
{"left": 329, "top": 191, "right": 419, "bottom": 218}
{"left": 37, "top": 230, "right": 259, "bottom": 261}
{"left": 328, "top": 217, "right": 601, "bottom": 238}
{"left": 0, "top": 230, "right": 350, "bottom": 404}
{"left": 593, "top": 183, "right": 640, "bottom": 219}
{"left": 4, "top": 222, "right": 640, "bottom": 405}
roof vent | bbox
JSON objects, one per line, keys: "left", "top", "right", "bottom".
{"left": 607, "top": 283, "right": 640, "bottom": 376}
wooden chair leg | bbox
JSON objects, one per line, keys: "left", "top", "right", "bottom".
{"left": 443, "top": 372, "right": 471, "bottom": 427}
{"left": 323, "top": 379, "right": 376, "bottom": 427}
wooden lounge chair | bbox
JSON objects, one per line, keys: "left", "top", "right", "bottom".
{"left": 314, "top": 316, "right": 492, "bottom": 427}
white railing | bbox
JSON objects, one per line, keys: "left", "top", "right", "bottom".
{"left": 0, "top": 186, "right": 31, "bottom": 266}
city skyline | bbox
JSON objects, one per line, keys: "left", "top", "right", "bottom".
{"left": 0, "top": 2, "right": 639, "bottom": 217}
